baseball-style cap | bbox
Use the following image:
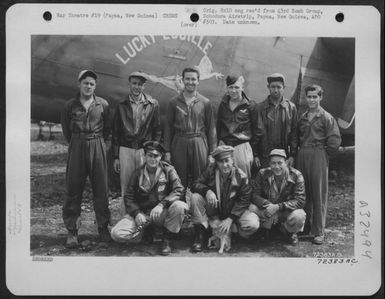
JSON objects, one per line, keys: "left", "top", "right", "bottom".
{"left": 268, "top": 149, "right": 287, "bottom": 159}
{"left": 128, "top": 71, "right": 147, "bottom": 82}
{"left": 78, "top": 70, "right": 97, "bottom": 82}
{"left": 211, "top": 145, "right": 235, "bottom": 161}
{"left": 143, "top": 141, "right": 166, "bottom": 156}
{"left": 267, "top": 73, "right": 285, "bottom": 85}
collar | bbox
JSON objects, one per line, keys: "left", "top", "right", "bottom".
{"left": 139, "top": 165, "right": 163, "bottom": 190}
{"left": 217, "top": 166, "right": 240, "bottom": 187}
{"left": 75, "top": 94, "right": 101, "bottom": 107}
{"left": 222, "top": 93, "right": 249, "bottom": 107}
{"left": 126, "top": 93, "right": 155, "bottom": 105}
{"left": 177, "top": 91, "right": 201, "bottom": 105}
{"left": 267, "top": 96, "right": 289, "bottom": 109}
{"left": 143, "top": 165, "right": 162, "bottom": 181}
{"left": 129, "top": 93, "right": 145, "bottom": 104}
{"left": 301, "top": 107, "right": 324, "bottom": 120}
{"left": 266, "top": 167, "right": 295, "bottom": 184}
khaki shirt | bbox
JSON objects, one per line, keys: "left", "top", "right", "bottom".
{"left": 129, "top": 93, "right": 145, "bottom": 135}
{"left": 298, "top": 107, "right": 341, "bottom": 155}
{"left": 61, "top": 94, "right": 111, "bottom": 143}
{"left": 164, "top": 92, "right": 217, "bottom": 152}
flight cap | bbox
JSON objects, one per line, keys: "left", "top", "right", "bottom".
{"left": 226, "top": 74, "right": 245, "bottom": 86}
{"left": 211, "top": 145, "right": 235, "bottom": 161}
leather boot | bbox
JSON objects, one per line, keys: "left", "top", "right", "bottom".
{"left": 160, "top": 228, "right": 172, "bottom": 256}
{"left": 98, "top": 225, "right": 112, "bottom": 244}
{"left": 191, "top": 224, "right": 207, "bottom": 252}
{"left": 66, "top": 229, "right": 79, "bottom": 249}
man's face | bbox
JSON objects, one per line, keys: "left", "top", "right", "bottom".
{"left": 269, "top": 156, "right": 287, "bottom": 176}
{"left": 145, "top": 151, "right": 162, "bottom": 169}
{"left": 217, "top": 156, "right": 234, "bottom": 174}
{"left": 78, "top": 77, "right": 96, "bottom": 97}
{"left": 227, "top": 81, "right": 243, "bottom": 101}
{"left": 183, "top": 71, "right": 199, "bottom": 93}
{"left": 306, "top": 90, "right": 322, "bottom": 110}
{"left": 268, "top": 81, "right": 284, "bottom": 100}
{"left": 129, "top": 77, "right": 145, "bottom": 97}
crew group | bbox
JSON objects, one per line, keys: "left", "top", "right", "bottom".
{"left": 61, "top": 68, "right": 341, "bottom": 255}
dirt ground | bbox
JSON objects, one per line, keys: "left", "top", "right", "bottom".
{"left": 30, "top": 136, "right": 354, "bottom": 258}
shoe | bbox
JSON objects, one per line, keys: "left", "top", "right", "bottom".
{"left": 191, "top": 224, "right": 207, "bottom": 252}
{"left": 160, "top": 228, "right": 172, "bottom": 256}
{"left": 98, "top": 226, "right": 112, "bottom": 243}
{"left": 288, "top": 233, "right": 299, "bottom": 245}
{"left": 66, "top": 230, "right": 79, "bottom": 249}
{"left": 313, "top": 235, "right": 324, "bottom": 245}
{"left": 160, "top": 238, "right": 172, "bottom": 256}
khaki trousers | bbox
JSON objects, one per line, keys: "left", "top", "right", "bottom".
{"left": 249, "top": 204, "right": 306, "bottom": 233}
{"left": 63, "top": 137, "right": 110, "bottom": 231}
{"left": 296, "top": 146, "right": 328, "bottom": 236}
{"left": 190, "top": 193, "right": 260, "bottom": 238}
{"left": 118, "top": 146, "right": 145, "bottom": 216}
{"left": 111, "top": 201, "right": 188, "bottom": 243}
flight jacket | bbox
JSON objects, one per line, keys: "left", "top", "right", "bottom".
{"left": 112, "top": 93, "right": 161, "bottom": 159}
{"left": 124, "top": 161, "right": 184, "bottom": 217}
{"left": 191, "top": 164, "right": 251, "bottom": 220}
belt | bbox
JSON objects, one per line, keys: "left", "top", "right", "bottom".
{"left": 72, "top": 132, "right": 102, "bottom": 140}
{"left": 223, "top": 139, "right": 249, "bottom": 147}
{"left": 120, "top": 140, "right": 144, "bottom": 149}
{"left": 175, "top": 132, "right": 203, "bottom": 138}
{"left": 127, "top": 140, "right": 143, "bottom": 149}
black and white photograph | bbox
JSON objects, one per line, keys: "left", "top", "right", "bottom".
{"left": 5, "top": 3, "right": 381, "bottom": 296}
{"left": 30, "top": 35, "right": 355, "bottom": 257}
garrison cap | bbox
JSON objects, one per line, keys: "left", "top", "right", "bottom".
{"left": 128, "top": 71, "right": 147, "bottom": 82}
{"left": 211, "top": 145, "right": 234, "bottom": 161}
{"left": 226, "top": 74, "right": 245, "bottom": 86}
{"left": 78, "top": 70, "right": 97, "bottom": 82}
{"left": 268, "top": 149, "right": 287, "bottom": 159}
{"left": 267, "top": 73, "right": 285, "bottom": 85}
{"left": 143, "top": 141, "right": 166, "bottom": 156}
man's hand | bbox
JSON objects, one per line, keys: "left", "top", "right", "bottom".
{"left": 165, "top": 152, "right": 171, "bottom": 163}
{"left": 287, "top": 157, "right": 294, "bottom": 167}
{"left": 263, "top": 203, "right": 279, "bottom": 218}
{"left": 254, "top": 157, "right": 261, "bottom": 168}
{"left": 208, "top": 155, "right": 215, "bottom": 164}
{"left": 206, "top": 190, "right": 219, "bottom": 208}
{"left": 150, "top": 204, "right": 164, "bottom": 221}
{"left": 218, "top": 217, "right": 233, "bottom": 234}
{"left": 113, "top": 159, "right": 120, "bottom": 173}
{"left": 135, "top": 213, "right": 147, "bottom": 227}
